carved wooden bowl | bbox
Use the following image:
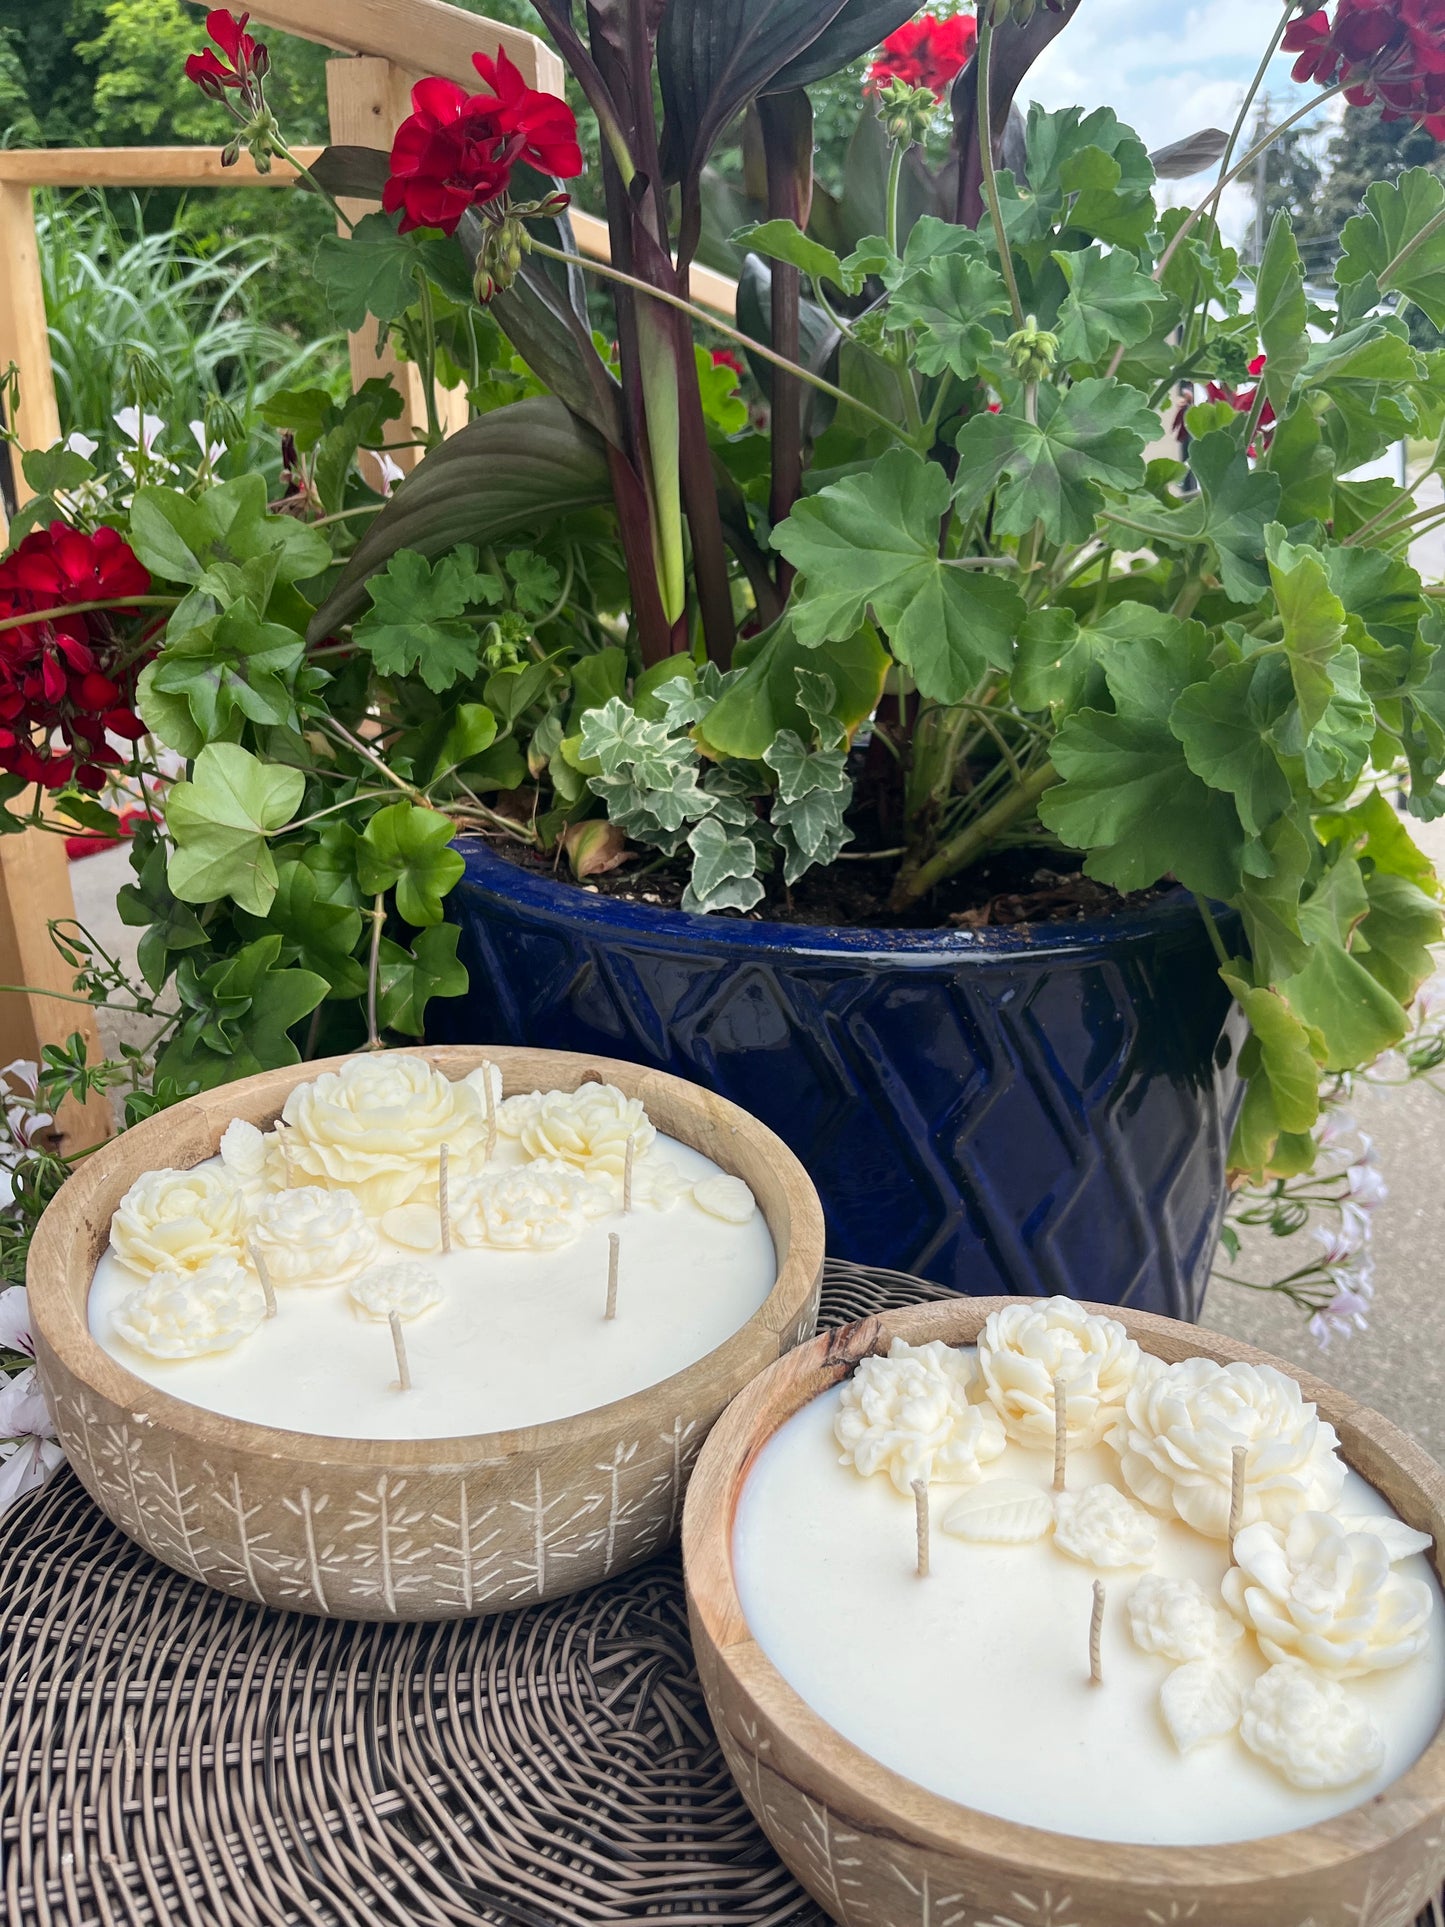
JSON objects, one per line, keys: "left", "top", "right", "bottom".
{"left": 29, "top": 1045, "right": 824, "bottom": 1621}
{"left": 683, "top": 1297, "right": 1445, "bottom": 1927}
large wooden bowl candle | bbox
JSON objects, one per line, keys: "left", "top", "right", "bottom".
{"left": 684, "top": 1298, "right": 1445, "bottom": 1927}
{"left": 29, "top": 1046, "right": 824, "bottom": 1620}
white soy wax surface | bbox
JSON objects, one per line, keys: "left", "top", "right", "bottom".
{"left": 89, "top": 1132, "right": 776, "bottom": 1440}
{"left": 732, "top": 1370, "right": 1445, "bottom": 1847}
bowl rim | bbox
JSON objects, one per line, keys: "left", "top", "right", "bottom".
{"left": 681, "top": 1295, "right": 1445, "bottom": 1893}
{"left": 29, "top": 1043, "right": 825, "bottom": 1467}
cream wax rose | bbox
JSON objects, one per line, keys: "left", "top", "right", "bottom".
{"left": 279, "top": 1054, "right": 490, "bottom": 1214}
{"left": 1114, "top": 1356, "right": 1347, "bottom": 1539}
{"left": 110, "top": 1166, "right": 250, "bottom": 1278}
{"left": 516, "top": 1083, "right": 655, "bottom": 1180}
{"left": 974, "top": 1296, "right": 1141, "bottom": 1450}
{"left": 1224, "top": 1512, "right": 1435, "bottom": 1677}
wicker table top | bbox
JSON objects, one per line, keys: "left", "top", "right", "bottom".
{"left": 2, "top": 1262, "right": 1440, "bottom": 1927}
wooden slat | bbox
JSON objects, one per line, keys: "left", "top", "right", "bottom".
{"left": 0, "top": 147, "right": 321, "bottom": 188}
{"left": 0, "top": 827, "right": 110, "bottom": 1154}
{"left": 187, "top": 0, "right": 567, "bottom": 93}
{"left": 0, "top": 182, "right": 61, "bottom": 511}
{"left": 569, "top": 211, "right": 738, "bottom": 319}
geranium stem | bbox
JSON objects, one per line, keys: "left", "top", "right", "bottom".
{"left": 889, "top": 759, "right": 1059, "bottom": 908}
{"left": 0, "top": 596, "right": 179, "bottom": 638}
{"left": 974, "top": 13, "right": 1027, "bottom": 333}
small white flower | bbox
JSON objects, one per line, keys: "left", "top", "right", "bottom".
{"left": 63, "top": 430, "right": 99, "bottom": 461}
{"left": 1239, "top": 1661, "right": 1384, "bottom": 1790}
{"left": 349, "top": 1261, "right": 442, "bottom": 1321}
{"left": 112, "top": 1256, "right": 266, "bottom": 1359}
{"left": 834, "top": 1338, "right": 1006, "bottom": 1496}
{"left": 250, "top": 1186, "right": 379, "bottom": 1287}
{"left": 1346, "top": 1155, "right": 1387, "bottom": 1208}
{"left": 0, "top": 1285, "right": 35, "bottom": 1358}
{"left": 0, "top": 1367, "right": 63, "bottom": 1515}
{"left": 374, "top": 450, "right": 405, "bottom": 497}
{"left": 1223, "top": 1512, "right": 1434, "bottom": 1677}
{"left": 1127, "top": 1574, "right": 1243, "bottom": 1662}
{"left": 188, "top": 419, "right": 225, "bottom": 466}
{"left": 1052, "top": 1483, "right": 1158, "bottom": 1568}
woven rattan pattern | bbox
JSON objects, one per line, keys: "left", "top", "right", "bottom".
{"left": 2, "top": 1261, "right": 1440, "bottom": 1927}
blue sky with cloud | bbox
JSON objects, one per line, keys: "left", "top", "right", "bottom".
{"left": 1019, "top": 0, "right": 1327, "bottom": 242}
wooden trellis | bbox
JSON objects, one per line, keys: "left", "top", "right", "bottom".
{"left": 0, "top": 0, "right": 734, "bottom": 1151}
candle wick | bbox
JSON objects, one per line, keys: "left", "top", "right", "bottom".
{"left": 1089, "top": 1579, "right": 1105, "bottom": 1686}
{"left": 605, "top": 1231, "right": 620, "bottom": 1321}
{"left": 911, "top": 1478, "right": 930, "bottom": 1578}
{"left": 1053, "top": 1374, "right": 1070, "bottom": 1493}
{"left": 483, "top": 1061, "right": 498, "bottom": 1161}
{"left": 248, "top": 1241, "right": 277, "bottom": 1319}
{"left": 623, "top": 1136, "right": 634, "bottom": 1215}
{"left": 438, "top": 1143, "right": 451, "bottom": 1255}
{"left": 389, "top": 1310, "right": 411, "bottom": 1391}
{"left": 1228, "top": 1443, "right": 1247, "bottom": 1552}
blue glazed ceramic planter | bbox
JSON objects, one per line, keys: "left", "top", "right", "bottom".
{"left": 429, "top": 838, "right": 1241, "bottom": 1319}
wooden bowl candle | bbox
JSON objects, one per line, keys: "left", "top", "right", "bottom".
{"left": 684, "top": 1297, "right": 1445, "bottom": 1927}
{"left": 29, "top": 1046, "right": 824, "bottom": 1620}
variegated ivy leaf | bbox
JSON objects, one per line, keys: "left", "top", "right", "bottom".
{"left": 794, "top": 668, "right": 846, "bottom": 750}
{"left": 763, "top": 729, "right": 849, "bottom": 804}
{"left": 577, "top": 696, "right": 675, "bottom": 779}
{"left": 701, "top": 764, "right": 762, "bottom": 828}
{"left": 684, "top": 816, "right": 764, "bottom": 914}
{"left": 773, "top": 787, "right": 852, "bottom": 881}
{"left": 590, "top": 765, "right": 711, "bottom": 839}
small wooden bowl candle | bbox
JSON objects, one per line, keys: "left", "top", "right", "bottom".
{"left": 684, "top": 1298, "right": 1445, "bottom": 1927}
{"left": 29, "top": 1046, "right": 824, "bottom": 1620}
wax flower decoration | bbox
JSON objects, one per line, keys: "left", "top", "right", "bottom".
{"left": 513, "top": 1082, "right": 656, "bottom": 1183}
{"left": 835, "top": 1337, "right": 1005, "bottom": 1495}
{"left": 250, "top": 1187, "right": 379, "bottom": 1288}
{"left": 1051, "top": 1482, "right": 1158, "bottom": 1568}
{"left": 109, "top": 1165, "right": 250, "bottom": 1278}
{"left": 1239, "top": 1661, "right": 1387, "bottom": 1791}
{"left": 113, "top": 1255, "right": 266, "bottom": 1359}
{"left": 452, "top": 1161, "right": 613, "bottom": 1251}
{"left": 974, "top": 1296, "right": 1141, "bottom": 1450}
{"left": 1127, "top": 1574, "right": 1244, "bottom": 1664}
{"left": 348, "top": 1261, "right": 443, "bottom": 1322}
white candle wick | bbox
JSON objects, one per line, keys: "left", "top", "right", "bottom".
{"left": 1053, "top": 1374, "right": 1070, "bottom": 1493}
{"left": 1089, "top": 1579, "right": 1105, "bottom": 1686}
{"left": 623, "top": 1135, "right": 635, "bottom": 1214}
{"left": 248, "top": 1240, "right": 277, "bottom": 1319}
{"left": 389, "top": 1309, "right": 411, "bottom": 1391}
{"left": 912, "top": 1478, "right": 930, "bottom": 1578}
{"left": 1228, "top": 1442, "right": 1247, "bottom": 1551}
{"left": 438, "top": 1143, "right": 451, "bottom": 1255}
{"left": 605, "top": 1231, "right": 620, "bottom": 1321}
{"left": 483, "top": 1060, "right": 498, "bottom": 1161}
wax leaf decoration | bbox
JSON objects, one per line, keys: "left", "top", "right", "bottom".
{"left": 940, "top": 1480, "right": 1053, "bottom": 1544}
{"left": 1159, "top": 1659, "right": 1242, "bottom": 1755}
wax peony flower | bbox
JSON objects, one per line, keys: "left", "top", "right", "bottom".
{"left": 0, "top": 521, "right": 151, "bottom": 791}
{"left": 1113, "top": 1356, "right": 1346, "bottom": 1539}
{"left": 974, "top": 1295, "right": 1141, "bottom": 1450}
{"left": 279, "top": 1054, "right": 491, "bottom": 1214}
{"left": 112, "top": 1256, "right": 266, "bottom": 1359}
{"left": 1283, "top": 0, "right": 1445, "bottom": 137}
{"left": 250, "top": 1186, "right": 379, "bottom": 1288}
{"left": 0, "top": 1367, "right": 63, "bottom": 1514}
{"left": 382, "top": 48, "right": 581, "bottom": 238}
{"left": 1239, "top": 1661, "right": 1385, "bottom": 1790}
{"left": 452, "top": 1161, "right": 612, "bottom": 1250}
{"left": 1052, "top": 1482, "right": 1158, "bottom": 1568}
{"left": 349, "top": 1261, "right": 442, "bottom": 1322}
{"left": 517, "top": 1082, "right": 655, "bottom": 1181}
{"left": 110, "top": 1165, "right": 250, "bottom": 1277}
{"left": 1127, "top": 1574, "right": 1244, "bottom": 1663}
{"left": 867, "top": 11, "right": 978, "bottom": 99}
{"left": 835, "top": 1337, "right": 1006, "bottom": 1495}
{"left": 1223, "top": 1511, "right": 1434, "bottom": 1677}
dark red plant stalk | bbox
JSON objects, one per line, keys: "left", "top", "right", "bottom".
{"left": 758, "top": 91, "right": 814, "bottom": 591}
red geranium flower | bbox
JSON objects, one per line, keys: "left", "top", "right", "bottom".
{"left": 867, "top": 11, "right": 978, "bottom": 100}
{"left": 1283, "top": 0, "right": 1445, "bottom": 136}
{"left": 0, "top": 524, "right": 152, "bottom": 792}
{"left": 711, "top": 348, "right": 746, "bottom": 382}
{"left": 184, "top": 9, "right": 267, "bottom": 101}
{"left": 383, "top": 47, "right": 582, "bottom": 237}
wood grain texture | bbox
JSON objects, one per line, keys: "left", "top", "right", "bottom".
{"left": 28, "top": 1046, "right": 824, "bottom": 1621}
{"left": 0, "top": 147, "right": 322, "bottom": 187}
{"left": 683, "top": 1297, "right": 1445, "bottom": 1927}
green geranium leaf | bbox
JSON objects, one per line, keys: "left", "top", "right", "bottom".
{"left": 1323, "top": 543, "right": 1427, "bottom": 662}
{"left": 1039, "top": 707, "right": 1244, "bottom": 899}
{"left": 377, "top": 923, "right": 468, "bottom": 1036}
{"left": 166, "top": 743, "right": 305, "bottom": 917}
{"left": 1300, "top": 322, "right": 1424, "bottom": 471}
{"left": 772, "top": 448, "right": 1025, "bottom": 702}
{"left": 1221, "top": 967, "right": 1325, "bottom": 1137}
{"left": 501, "top": 548, "right": 563, "bottom": 618}
{"left": 352, "top": 545, "right": 500, "bottom": 692}
{"left": 886, "top": 247, "right": 1012, "bottom": 380}
{"left": 143, "top": 600, "right": 307, "bottom": 745}
{"left": 952, "top": 378, "right": 1159, "bottom": 547}
{"left": 693, "top": 345, "right": 749, "bottom": 436}
{"left": 1011, "top": 610, "right": 1099, "bottom": 714}
{"left": 357, "top": 802, "right": 465, "bottom": 927}
{"left": 732, "top": 219, "right": 857, "bottom": 291}
{"left": 1267, "top": 527, "right": 1348, "bottom": 733}
{"left": 1319, "top": 786, "right": 1439, "bottom": 891}
{"left": 1354, "top": 868, "right": 1443, "bottom": 1005}
{"left": 1237, "top": 810, "right": 1313, "bottom": 981}
{"left": 1090, "top": 603, "right": 1215, "bottom": 720}
{"left": 1103, "top": 430, "right": 1279, "bottom": 604}
{"left": 129, "top": 474, "right": 331, "bottom": 591}
{"left": 702, "top": 618, "right": 889, "bottom": 759}
{"left": 21, "top": 445, "right": 95, "bottom": 495}
{"left": 313, "top": 209, "right": 426, "bottom": 334}
{"left": 1169, "top": 654, "right": 1293, "bottom": 839}
{"left": 1254, "top": 211, "right": 1308, "bottom": 415}
{"left": 1402, "top": 613, "right": 1445, "bottom": 814}
{"left": 1052, "top": 246, "right": 1169, "bottom": 365}
{"left": 1278, "top": 853, "right": 1408, "bottom": 1070}
{"left": 432, "top": 704, "right": 499, "bottom": 779}
{"left": 1338, "top": 168, "right": 1445, "bottom": 331}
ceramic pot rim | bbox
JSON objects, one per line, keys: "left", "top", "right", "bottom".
{"left": 454, "top": 834, "right": 1217, "bottom": 962}
{"left": 29, "top": 1045, "right": 825, "bottom": 1470}
{"left": 682, "top": 1296, "right": 1445, "bottom": 1890}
